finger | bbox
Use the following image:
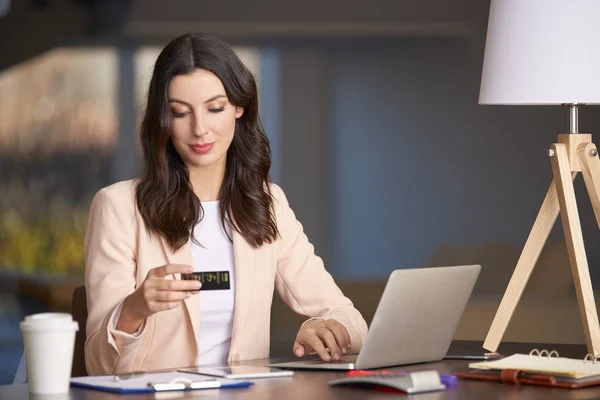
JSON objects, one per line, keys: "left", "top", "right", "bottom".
{"left": 342, "top": 325, "right": 351, "bottom": 349}
{"left": 155, "top": 279, "right": 202, "bottom": 292}
{"left": 301, "top": 335, "right": 330, "bottom": 361}
{"left": 327, "top": 320, "right": 351, "bottom": 350}
{"left": 149, "top": 264, "right": 193, "bottom": 278}
{"left": 153, "top": 300, "right": 185, "bottom": 312}
{"left": 317, "top": 328, "right": 341, "bottom": 360}
{"left": 329, "top": 324, "right": 349, "bottom": 354}
{"left": 153, "top": 290, "right": 192, "bottom": 302}
{"left": 293, "top": 342, "right": 305, "bottom": 357}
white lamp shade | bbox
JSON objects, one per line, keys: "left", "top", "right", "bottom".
{"left": 479, "top": 0, "right": 600, "bottom": 105}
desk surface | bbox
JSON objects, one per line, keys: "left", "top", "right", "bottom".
{"left": 2, "top": 341, "right": 597, "bottom": 399}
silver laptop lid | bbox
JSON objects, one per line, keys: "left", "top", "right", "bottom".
{"left": 355, "top": 264, "right": 481, "bottom": 369}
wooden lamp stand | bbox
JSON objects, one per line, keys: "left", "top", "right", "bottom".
{"left": 484, "top": 104, "right": 600, "bottom": 356}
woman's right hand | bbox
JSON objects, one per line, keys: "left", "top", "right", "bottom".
{"left": 117, "top": 264, "right": 202, "bottom": 333}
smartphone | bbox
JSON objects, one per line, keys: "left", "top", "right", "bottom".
{"left": 443, "top": 351, "right": 502, "bottom": 361}
{"left": 178, "top": 365, "right": 294, "bottom": 379}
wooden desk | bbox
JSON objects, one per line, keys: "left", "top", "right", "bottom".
{"left": 2, "top": 342, "right": 598, "bottom": 399}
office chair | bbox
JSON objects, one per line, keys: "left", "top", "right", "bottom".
{"left": 12, "top": 352, "right": 26, "bottom": 384}
{"left": 71, "top": 286, "right": 88, "bottom": 377}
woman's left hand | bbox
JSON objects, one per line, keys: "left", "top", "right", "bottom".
{"left": 293, "top": 319, "right": 351, "bottom": 361}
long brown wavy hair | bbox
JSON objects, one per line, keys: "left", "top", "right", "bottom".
{"left": 136, "top": 33, "right": 278, "bottom": 251}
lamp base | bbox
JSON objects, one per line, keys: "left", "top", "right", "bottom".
{"left": 484, "top": 133, "right": 600, "bottom": 356}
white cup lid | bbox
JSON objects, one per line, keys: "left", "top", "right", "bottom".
{"left": 20, "top": 313, "right": 79, "bottom": 332}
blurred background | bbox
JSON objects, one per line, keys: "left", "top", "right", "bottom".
{"left": 2, "top": 0, "right": 600, "bottom": 383}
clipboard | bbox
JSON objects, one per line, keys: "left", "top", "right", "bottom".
{"left": 70, "top": 371, "right": 253, "bottom": 393}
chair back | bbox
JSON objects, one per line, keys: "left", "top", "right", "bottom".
{"left": 71, "top": 286, "right": 88, "bottom": 377}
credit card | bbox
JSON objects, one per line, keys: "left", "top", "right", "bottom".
{"left": 181, "top": 271, "right": 231, "bottom": 290}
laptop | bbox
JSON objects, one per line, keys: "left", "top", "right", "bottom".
{"left": 269, "top": 264, "right": 481, "bottom": 370}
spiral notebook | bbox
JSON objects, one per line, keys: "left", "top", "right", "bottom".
{"left": 455, "top": 349, "right": 600, "bottom": 389}
{"left": 468, "top": 349, "right": 600, "bottom": 380}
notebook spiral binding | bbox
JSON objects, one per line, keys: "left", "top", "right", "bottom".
{"left": 529, "top": 348, "right": 600, "bottom": 364}
{"left": 529, "top": 349, "right": 559, "bottom": 359}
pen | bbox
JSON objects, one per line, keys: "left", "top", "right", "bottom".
{"left": 346, "top": 370, "right": 458, "bottom": 388}
{"left": 114, "top": 371, "right": 147, "bottom": 381}
{"left": 147, "top": 379, "right": 221, "bottom": 391}
{"left": 147, "top": 381, "right": 187, "bottom": 391}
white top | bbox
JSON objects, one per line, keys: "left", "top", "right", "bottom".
{"left": 191, "top": 201, "right": 236, "bottom": 365}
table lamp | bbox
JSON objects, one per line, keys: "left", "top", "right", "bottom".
{"left": 479, "top": 0, "right": 600, "bottom": 356}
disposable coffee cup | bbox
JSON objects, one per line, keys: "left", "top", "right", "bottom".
{"left": 20, "top": 313, "right": 79, "bottom": 394}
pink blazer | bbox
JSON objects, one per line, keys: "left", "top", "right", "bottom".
{"left": 84, "top": 180, "right": 367, "bottom": 375}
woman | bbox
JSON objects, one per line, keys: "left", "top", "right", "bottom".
{"left": 84, "top": 33, "right": 367, "bottom": 376}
